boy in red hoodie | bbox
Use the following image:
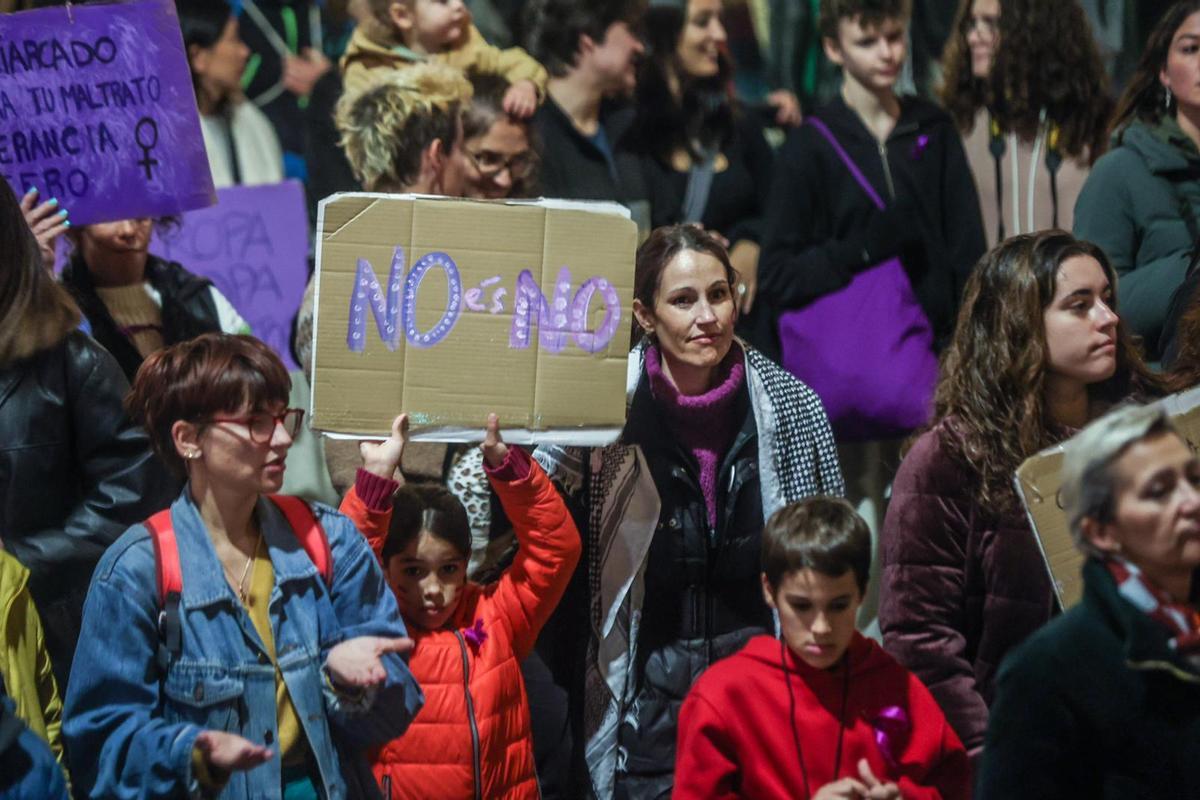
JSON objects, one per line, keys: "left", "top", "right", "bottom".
{"left": 675, "top": 497, "right": 969, "bottom": 799}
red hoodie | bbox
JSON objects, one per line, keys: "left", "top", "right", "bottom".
{"left": 675, "top": 633, "right": 970, "bottom": 799}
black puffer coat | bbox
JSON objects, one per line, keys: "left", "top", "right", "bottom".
{"left": 61, "top": 253, "right": 225, "bottom": 383}
{"left": 0, "top": 332, "right": 177, "bottom": 687}
{"left": 615, "top": 372, "right": 769, "bottom": 799}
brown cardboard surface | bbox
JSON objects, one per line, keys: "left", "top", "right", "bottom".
{"left": 311, "top": 194, "right": 637, "bottom": 443}
{"left": 1015, "top": 385, "right": 1200, "bottom": 609}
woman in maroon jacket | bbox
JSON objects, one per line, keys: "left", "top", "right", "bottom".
{"left": 878, "top": 230, "right": 1162, "bottom": 758}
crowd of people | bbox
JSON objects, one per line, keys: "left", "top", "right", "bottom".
{"left": 2, "top": 0, "right": 1200, "bottom": 798}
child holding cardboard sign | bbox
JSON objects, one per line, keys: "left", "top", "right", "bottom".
{"left": 339, "top": 413, "right": 580, "bottom": 798}
{"left": 340, "top": 0, "right": 546, "bottom": 116}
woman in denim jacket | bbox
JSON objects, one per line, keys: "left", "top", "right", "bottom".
{"left": 63, "top": 334, "right": 424, "bottom": 799}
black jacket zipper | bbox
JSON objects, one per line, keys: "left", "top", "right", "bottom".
{"left": 453, "top": 630, "right": 483, "bottom": 800}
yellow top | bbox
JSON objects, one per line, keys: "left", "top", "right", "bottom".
{"left": 244, "top": 539, "right": 308, "bottom": 766}
{"left": 191, "top": 540, "right": 310, "bottom": 791}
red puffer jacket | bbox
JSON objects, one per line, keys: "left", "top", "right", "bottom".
{"left": 339, "top": 449, "right": 581, "bottom": 799}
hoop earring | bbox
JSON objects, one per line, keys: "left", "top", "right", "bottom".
{"left": 1165, "top": 86, "right": 1174, "bottom": 112}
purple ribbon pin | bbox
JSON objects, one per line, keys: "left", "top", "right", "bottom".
{"left": 910, "top": 134, "right": 930, "bottom": 160}
{"left": 870, "top": 705, "right": 911, "bottom": 769}
{"left": 462, "top": 618, "right": 488, "bottom": 649}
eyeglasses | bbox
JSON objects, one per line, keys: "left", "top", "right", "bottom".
{"left": 464, "top": 148, "right": 536, "bottom": 180}
{"left": 962, "top": 14, "right": 1000, "bottom": 37}
{"left": 205, "top": 408, "right": 305, "bottom": 443}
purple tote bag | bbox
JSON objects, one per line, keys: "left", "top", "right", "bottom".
{"left": 777, "top": 117, "right": 938, "bottom": 441}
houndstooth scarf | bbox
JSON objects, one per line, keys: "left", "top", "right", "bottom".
{"left": 534, "top": 342, "right": 844, "bottom": 798}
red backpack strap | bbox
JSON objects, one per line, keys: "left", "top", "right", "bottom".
{"left": 143, "top": 509, "right": 181, "bottom": 608}
{"left": 268, "top": 495, "right": 332, "bottom": 585}
{"left": 143, "top": 509, "right": 183, "bottom": 670}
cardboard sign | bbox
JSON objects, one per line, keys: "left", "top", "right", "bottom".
{"left": 1015, "top": 386, "right": 1200, "bottom": 609}
{"left": 153, "top": 181, "right": 308, "bottom": 371}
{"left": 311, "top": 194, "right": 637, "bottom": 444}
{"left": 0, "top": 0, "right": 215, "bottom": 225}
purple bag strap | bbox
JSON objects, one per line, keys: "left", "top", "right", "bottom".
{"left": 806, "top": 116, "right": 886, "bottom": 211}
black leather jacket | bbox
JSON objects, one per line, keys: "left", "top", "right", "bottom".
{"left": 616, "top": 372, "right": 768, "bottom": 799}
{"left": 61, "top": 253, "right": 224, "bottom": 383}
{"left": 0, "top": 332, "right": 177, "bottom": 685}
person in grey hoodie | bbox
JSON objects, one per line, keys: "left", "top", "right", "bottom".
{"left": 1074, "top": 1, "right": 1200, "bottom": 360}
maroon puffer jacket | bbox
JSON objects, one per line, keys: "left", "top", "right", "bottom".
{"left": 879, "top": 419, "right": 1055, "bottom": 755}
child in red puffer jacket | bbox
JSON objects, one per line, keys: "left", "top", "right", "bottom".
{"left": 339, "top": 413, "right": 580, "bottom": 799}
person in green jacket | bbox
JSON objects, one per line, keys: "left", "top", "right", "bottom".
{"left": 977, "top": 402, "right": 1200, "bottom": 798}
{"left": 1074, "top": 1, "right": 1200, "bottom": 361}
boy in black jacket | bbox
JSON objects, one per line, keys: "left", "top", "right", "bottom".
{"left": 759, "top": 0, "right": 984, "bottom": 352}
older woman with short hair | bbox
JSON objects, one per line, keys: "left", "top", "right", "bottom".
{"left": 978, "top": 402, "right": 1200, "bottom": 798}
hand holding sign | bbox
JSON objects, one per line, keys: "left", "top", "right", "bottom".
{"left": 20, "top": 187, "right": 69, "bottom": 268}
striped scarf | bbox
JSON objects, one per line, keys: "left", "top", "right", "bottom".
{"left": 1106, "top": 557, "right": 1200, "bottom": 661}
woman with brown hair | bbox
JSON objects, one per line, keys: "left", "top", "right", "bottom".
{"left": 62, "top": 333, "right": 424, "bottom": 798}
{"left": 0, "top": 177, "right": 175, "bottom": 691}
{"left": 535, "top": 224, "right": 843, "bottom": 798}
{"left": 879, "top": 230, "right": 1162, "bottom": 759}
{"left": 940, "top": 0, "right": 1111, "bottom": 246}
{"left": 1074, "top": 1, "right": 1200, "bottom": 360}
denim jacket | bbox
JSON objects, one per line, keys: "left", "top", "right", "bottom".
{"left": 63, "top": 489, "right": 424, "bottom": 799}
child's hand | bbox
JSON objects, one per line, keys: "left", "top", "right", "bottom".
{"left": 20, "top": 187, "right": 69, "bottom": 270}
{"left": 359, "top": 413, "right": 408, "bottom": 481}
{"left": 325, "top": 635, "right": 414, "bottom": 688}
{"left": 480, "top": 413, "right": 508, "bottom": 468}
{"left": 857, "top": 759, "right": 901, "bottom": 799}
{"left": 502, "top": 80, "right": 538, "bottom": 118}
{"left": 811, "top": 777, "right": 869, "bottom": 800}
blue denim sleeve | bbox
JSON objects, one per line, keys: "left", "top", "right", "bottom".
{"left": 62, "top": 529, "right": 204, "bottom": 799}
{"left": 316, "top": 506, "right": 424, "bottom": 748}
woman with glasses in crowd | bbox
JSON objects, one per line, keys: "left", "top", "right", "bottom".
{"left": 459, "top": 72, "right": 540, "bottom": 200}
{"left": 63, "top": 333, "right": 423, "bottom": 799}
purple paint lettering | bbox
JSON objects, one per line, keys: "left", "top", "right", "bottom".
{"left": 509, "top": 267, "right": 621, "bottom": 353}
{"left": 510, "top": 267, "right": 571, "bottom": 352}
{"left": 346, "top": 247, "right": 405, "bottom": 352}
{"left": 570, "top": 277, "right": 622, "bottom": 353}
{"left": 401, "top": 251, "right": 462, "bottom": 348}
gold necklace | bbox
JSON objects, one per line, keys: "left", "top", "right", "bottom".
{"left": 222, "top": 532, "right": 261, "bottom": 604}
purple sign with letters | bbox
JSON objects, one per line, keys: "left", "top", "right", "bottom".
{"left": 152, "top": 181, "right": 308, "bottom": 370}
{"left": 0, "top": 0, "right": 215, "bottom": 226}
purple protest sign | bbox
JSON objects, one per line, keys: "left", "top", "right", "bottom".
{"left": 152, "top": 181, "right": 308, "bottom": 370}
{"left": 0, "top": 0, "right": 215, "bottom": 226}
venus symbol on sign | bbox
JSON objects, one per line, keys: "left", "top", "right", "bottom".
{"left": 135, "top": 117, "right": 160, "bottom": 180}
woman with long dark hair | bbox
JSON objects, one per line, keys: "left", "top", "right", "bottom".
{"left": 879, "top": 231, "right": 1163, "bottom": 758}
{"left": 1074, "top": 1, "right": 1200, "bottom": 360}
{"left": 624, "top": 0, "right": 774, "bottom": 323}
{"left": 0, "top": 177, "right": 174, "bottom": 690}
{"left": 940, "top": 0, "right": 1111, "bottom": 246}
{"left": 177, "top": 0, "right": 284, "bottom": 187}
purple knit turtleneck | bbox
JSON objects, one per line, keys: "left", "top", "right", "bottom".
{"left": 645, "top": 344, "right": 746, "bottom": 528}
